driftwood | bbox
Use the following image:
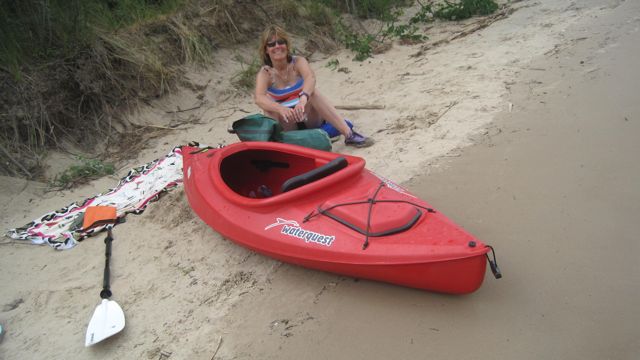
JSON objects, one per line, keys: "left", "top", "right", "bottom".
{"left": 165, "top": 104, "right": 202, "bottom": 114}
{"left": 140, "top": 124, "right": 181, "bottom": 130}
{"left": 335, "top": 104, "right": 385, "bottom": 110}
{"left": 210, "top": 336, "right": 223, "bottom": 360}
{"left": 413, "top": 6, "right": 514, "bottom": 56}
{"left": 434, "top": 100, "right": 459, "bottom": 123}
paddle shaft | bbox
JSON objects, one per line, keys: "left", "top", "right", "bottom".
{"left": 100, "top": 228, "right": 114, "bottom": 299}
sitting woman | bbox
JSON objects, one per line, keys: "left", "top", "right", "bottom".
{"left": 254, "top": 25, "right": 374, "bottom": 148}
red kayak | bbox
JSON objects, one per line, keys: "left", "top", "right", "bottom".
{"left": 182, "top": 142, "right": 500, "bottom": 294}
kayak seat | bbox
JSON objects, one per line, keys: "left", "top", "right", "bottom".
{"left": 281, "top": 157, "right": 348, "bottom": 193}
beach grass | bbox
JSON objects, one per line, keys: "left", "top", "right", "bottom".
{"left": 0, "top": 0, "right": 500, "bottom": 179}
{"left": 49, "top": 157, "right": 115, "bottom": 190}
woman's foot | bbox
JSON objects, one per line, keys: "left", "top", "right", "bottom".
{"left": 345, "top": 131, "right": 374, "bottom": 148}
{"left": 321, "top": 119, "right": 354, "bottom": 139}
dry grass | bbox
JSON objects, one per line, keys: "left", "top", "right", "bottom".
{"left": 0, "top": 0, "right": 415, "bottom": 179}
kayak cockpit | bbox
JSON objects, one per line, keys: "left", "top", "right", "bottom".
{"left": 219, "top": 149, "right": 348, "bottom": 199}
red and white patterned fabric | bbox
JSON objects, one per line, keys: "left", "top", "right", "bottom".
{"left": 7, "top": 145, "right": 189, "bottom": 250}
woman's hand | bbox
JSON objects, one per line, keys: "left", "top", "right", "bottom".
{"left": 278, "top": 106, "right": 301, "bottom": 123}
{"left": 278, "top": 102, "right": 306, "bottom": 123}
{"left": 292, "top": 98, "right": 307, "bottom": 122}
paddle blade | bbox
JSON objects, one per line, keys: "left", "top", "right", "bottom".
{"left": 85, "top": 299, "right": 125, "bottom": 347}
{"left": 83, "top": 206, "right": 118, "bottom": 230}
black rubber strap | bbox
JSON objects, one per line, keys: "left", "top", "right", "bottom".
{"left": 322, "top": 207, "right": 422, "bottom": 237}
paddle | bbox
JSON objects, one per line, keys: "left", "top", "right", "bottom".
{"left": 83, "top": 206, "right": 125, "bottom": 347}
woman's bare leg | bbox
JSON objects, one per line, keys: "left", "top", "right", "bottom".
{"left": 265, "top": 91, "right": 353, "bottom": 135}
{"left": 305, "top": 90, "right": 351, "bottom": 136}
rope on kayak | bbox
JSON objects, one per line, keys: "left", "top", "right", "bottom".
{"left": 303, "top": 181, "right": 436, "bottom": 250}
{"left": 362, "top": 181, "right": 385, "bottom": 249}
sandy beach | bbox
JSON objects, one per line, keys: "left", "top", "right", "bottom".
{"left": 1, "top": 0, "right": 639, "bottom": 359}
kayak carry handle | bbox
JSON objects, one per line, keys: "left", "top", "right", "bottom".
{"left": 485, "top": 245, "right": 502, "bottom": 279}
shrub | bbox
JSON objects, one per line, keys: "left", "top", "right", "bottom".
{"left": 49, "top": 157, "right": 115, "bottom": 190}
{"left": 433, "top": 0, "right": 499, "bottom": 21}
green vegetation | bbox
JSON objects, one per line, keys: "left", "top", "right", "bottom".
{"left": 335, "top": 9, "right": 423, "bottom": 61}
{"left": 410, "top": 0, "right": 499, "bottom": 23}
{"left": 49, "top": 157, "right": 115, "bottom": 190}
{"left": 332, "top": 0, "right": 499, "bottom": 61}
{"left": 1, "top": 0, "right": 501, "bottom": 179}
{"left": 305, "top": 1, "right": 336, "bottom": 26}
{"left": 381, "top": 9, "right": 425, "bottom": 43}
{"left": 232, "top": 55, "right": 262, "bottom": 91}
{"left": 326, "top": 58, "right": 340, "bottom": 70}
{"left": 317, "top": 0, "right": 412, "bottom": 18}
{"left": 319, "top": 0, "right": 421, "bottom": 61}
{"left": 0, "top": 0, "right": 183, "bottom": 79}
{"left": 0, "top": 0, "right": 218, "bottom": 179}
{"left": 337, "top": 22, "right": 377, "bottom": 61}
{"left": 432, "top": 0, "right": 499, "bottom": 21}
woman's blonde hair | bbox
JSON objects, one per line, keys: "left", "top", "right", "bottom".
{"left": 259, "top": 25, "right": 293, "bottom": 67}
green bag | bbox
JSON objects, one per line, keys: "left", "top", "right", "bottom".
{"left": 231, "top": 114, "right": 332, "bottom": 151}
{"left": 231, "top": 114, "right": 283, "bottom": 142}
{"left": 281, "top": 129, "right": 332, "bottom": 151}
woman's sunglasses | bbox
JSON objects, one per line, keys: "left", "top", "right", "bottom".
{"left": 266, "top": 39, "right": 287, "bottom": 48}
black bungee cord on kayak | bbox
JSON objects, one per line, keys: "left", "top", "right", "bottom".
{"left": 303, "top": 182, "right": 436, "bottom": 250}
{"left": 303, "top": 182, "right": 503, "bottom": 279}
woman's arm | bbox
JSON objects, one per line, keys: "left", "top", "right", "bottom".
{"left": 294, "top": 57, "right": 316, "bottom": 97}
{"left": 290, "top": 56, "right": 315, "bottom": 119}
